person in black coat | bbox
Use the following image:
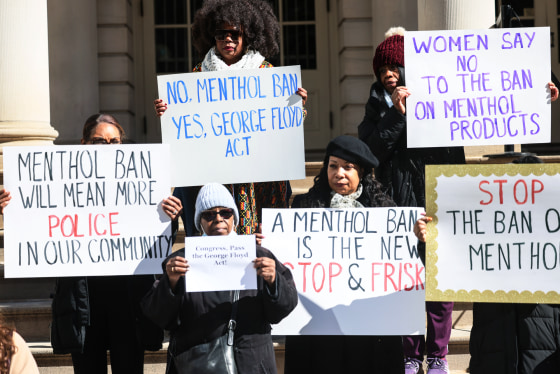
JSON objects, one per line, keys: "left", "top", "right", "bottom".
{"left": 142, "top": 183, "right": 298, "bottom": 374}
{"left": 469, "top": 155, "right": 560, "bottom": 374}
{"left": 48, "top": 114, "right": 163, "bottom": 374}
{"left": 284, "top": 135, "right": 404, "bottom": 374}
{"left": 357, "top": 34, "right": 465, "bottom": 374}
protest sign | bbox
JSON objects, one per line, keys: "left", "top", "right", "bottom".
{"left": 157, "top": 66, "right": 306, "bottom": 187}
{"left": 425, "top": 163, "right": 560, "bottom": 303}
{"left": 183, "top": 235, "right": 257, "bottom": 292}
{"left": 404, "top": 27, "right": 552, "bottom": 147}
{"left": 262, "top": 207, "right": 425, "bottom": 335}
{"left": 3, "top": 144, "right": 172, "bottom": 278}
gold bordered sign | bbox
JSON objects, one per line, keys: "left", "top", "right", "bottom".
{"left": 426, "top": 163, "right": 560, "bottom": 303}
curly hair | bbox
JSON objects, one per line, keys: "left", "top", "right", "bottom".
{"left": 192, "top": 0, "right": 280, "bottom": 59}
{"left": 305, "top": 155, "right": 395, "bottom": 208}
{"left": 0, "top": 324, "right": 16, "bottom": 374}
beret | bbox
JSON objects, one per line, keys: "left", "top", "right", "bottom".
{"left": 326, "top": 135, "right": 379, "bottom": 170}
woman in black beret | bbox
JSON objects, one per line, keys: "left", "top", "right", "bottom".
{"left": 284, "top": 135, "right": 404, "bottom": 374}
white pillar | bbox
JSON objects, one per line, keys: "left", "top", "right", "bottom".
{"left": 0, "top": 0, "right": 59, "bottom": 173}
{"left": 417, "top": 0, "right": 495, "bottom": 30}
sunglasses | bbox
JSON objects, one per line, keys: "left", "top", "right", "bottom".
{"left": 201, "top": 208, "right": 234, "bottom": 221}
{"left": 89, "top": 137, "right": 122, "bottom": 145}
{"left": 214, "top": 29, "right": 242, "bottom": 42}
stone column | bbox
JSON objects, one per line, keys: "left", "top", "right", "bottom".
{"left": 0, "top": 0, "right": 59, "bottom": 182}
{"left": 418, "top": 0, "right": 495, "bottom": 30}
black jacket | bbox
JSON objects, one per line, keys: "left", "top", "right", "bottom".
{"left": 469, "top": 303, "right": 560, "bottom": 374}
{"left": 358, "top": 81, "right": 465, "bottom": 207}
{"left": 50, "top": 275, "right": 164, "bottom": 354}
{"left": 285, "top": 190, "right": 404, "bottom": 374}
{"left": 141, "top": 246, "right": 298, "bottom": 374}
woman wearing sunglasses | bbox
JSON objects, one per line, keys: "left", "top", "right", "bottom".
{"left": 0, "top": 114, "right": 164, "bottom": 373}
{"left": 156, "top": 0, "right": 307, "bottom": 237}
{"left": 283, "top": 135, "right": 405, "bottom": 374}
{"left": 142, "top": 183, "right": 298, "bottom": 374}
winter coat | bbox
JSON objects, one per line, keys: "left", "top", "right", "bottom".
{"left": 469, "top": 302, "right": 560, "bottom": 374}
{"left": 284, "top": 189, "right": 404, "bottom": 374}
{"left": 50, "top": 275, "right": 164, "bottom": 354}
{"left": 141, "top": 246, "right": 298, "bottom": 374}
{"left": 358, "top": 81, "right": 465, "bottom": 207}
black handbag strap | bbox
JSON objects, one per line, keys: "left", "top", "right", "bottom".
{"left": 227, "top": 290, "right": 240, "bottom": 346}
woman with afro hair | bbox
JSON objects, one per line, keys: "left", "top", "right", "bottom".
{"left": 156, "top": 0, "right": 308, "bottom": 239}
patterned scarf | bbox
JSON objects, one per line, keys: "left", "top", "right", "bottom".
{"left": 200, "top": 47, "right": 266, "bottom": 72}
{"left": 330, "top": 184, "right": 365, "bottom": 208}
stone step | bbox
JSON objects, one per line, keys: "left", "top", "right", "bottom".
{"left": 0, "top": 299, "right": 51, "bottom": 342}
{"left": 2, "top": 298, "right": 474, "bottom": 343}
{"left": 29, "top": 330, "right": 471, "bottom": 373}
{"left": 452, "top": 301, "right": 473, "bottom": 328}
{"left": 0, "top": 264, "right": 55, "bottom": 300}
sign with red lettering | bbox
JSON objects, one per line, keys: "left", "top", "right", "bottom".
{"left": 405, "top": 27, "right": 552, "bottom": 147}
{"left": 2, "top": 144, "right": 172, "bottom": 278}
{"left": 425, "top": 164, "right": 560, "bottom": 303}
{"left": 158, "top": 66, "right": 305, "bottom": 187}
{"left": 262, "top": 207, "right": 425, "bottom": 335}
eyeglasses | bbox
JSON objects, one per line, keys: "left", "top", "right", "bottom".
{"left": 89, "top": 137, "right": 122, "bottom": 145}
{"left": 214, "top": 29, "right": 242, "bottom": 42}
{"left": 201, "top": 209, "right": 234, "bottom": 221}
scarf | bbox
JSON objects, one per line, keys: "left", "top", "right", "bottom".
{"left": 330, "top": 184, "right": 364, "bottom": 208}
{"left": 384, "top": 89, "right": 394, "bottom": 108}
{"left": 200, "top": 47, "right": 265, "bottom": 72}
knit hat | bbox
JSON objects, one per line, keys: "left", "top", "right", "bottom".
{"left": 326, "top": 135, "right": 379, "bottom": 170}
{"left": 194, "top": 183, "right": 239, "bottom": 231}
{"left": 372, "top": 35, "right": 404, "bottom": 80}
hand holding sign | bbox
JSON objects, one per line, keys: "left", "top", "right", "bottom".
{"left": 414, "top": 214, "right": 432, "bottom": 243}
{"left": 0, "top": 189, "right": 11, "bottom": 214}
{"left": 548, "top": 82, "right": 559, "bottom": 102}
{"left": 391, "top": 86, "right": 411, "bottom": 115}
{"left": 253, "top": 256, "right": 276, "bottom": 286}
{"left": 165, "top": 256, "right": 190, "bottom": 290}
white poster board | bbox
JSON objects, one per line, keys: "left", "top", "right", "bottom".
{"left": 405, "top": 27, "right": 552, "bottom": 147}
{"left": 426, "top": 163, "right": 560, "bottom": 303}
{"left": 157, "top": 66, "right": 306, "bottom": 187}
{"left": 262, "top": 207, "right": 425, "bottom": 335}
{"left": 184, "top": 235, "right": 257, "bottom": 292}
{"left": 3, "top": 144, "right": 172, "bottom": 278}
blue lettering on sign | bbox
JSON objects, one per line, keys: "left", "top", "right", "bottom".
{"left": 196, "top": 76, "right": 266, "bottom": 102}
{"left": 270, "top": 106, "right": 304, "bottom": 129}
{"left": 272, "top": 73, "right": 299, "bottom": 97}
{"left": 167, "top": 81, "right": 190, "bottom": 104}
{"left": 210, "top": 109, "right": 267, "bottom": 136}
{"left": 172, "top": 114, "right": 204, "bottom": 139}
{"left": 412, "top": 34, "right": 489, "bottom": 53}
{"left": 225, "top": 136, "right": 252, "bottom": 157}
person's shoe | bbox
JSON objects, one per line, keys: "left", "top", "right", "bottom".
{"left": 426, "top": 357, "right": 449, "bottom": 374}
{"left": 404, "top": 357, "right": 423, "bottom": 374}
